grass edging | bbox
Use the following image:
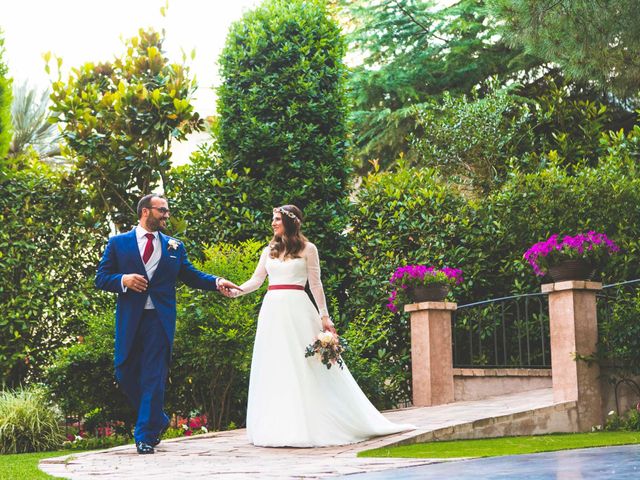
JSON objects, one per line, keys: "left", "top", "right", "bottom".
{"left": 1, "top": 450, "right": 84, "bottom": 480}
{"left": 359, "top": 432, "right": 640, "bottom": 459}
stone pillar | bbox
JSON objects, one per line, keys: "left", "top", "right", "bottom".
{"left": 542, "top": 280, "right": 603, "bottom": 431}
{"left": 405, "top": 301, "right": 457, "bottom": 407}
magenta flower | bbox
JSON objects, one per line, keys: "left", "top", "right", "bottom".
{"left": 386, "top": 265, "right": 463, "bottom": 312}
{"left": 524, "top": 231, "right": 619, "bottom": 276}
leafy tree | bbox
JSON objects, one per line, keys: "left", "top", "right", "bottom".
{"left": 489, "top": 0, "right": 640, "bottom": 97}
{"left": 411, "top": 85, "right": 534, "bottom": 192}
{"left": 0, "top": 30, "right": 12, "bottom": 159}
{"left": 410, "top": 78, "right": 617, "bottom": 192}
{"left": 9, "top": 82, "right": 61, "bottom": 161}
{"left": 214, "top": 0, "right": 351, "bottom": 291}
{"left": 170, "top": 240, "right": 265, "bottom": 430}
{"left": 341, "top": 0, "right": 542, "bottom": 170}
{"left": 49, "top": 28, "right": 203, "bottom": 230}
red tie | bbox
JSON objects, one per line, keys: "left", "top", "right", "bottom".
{"left": 142, "top": 233, "right": 155, "bottom": 264}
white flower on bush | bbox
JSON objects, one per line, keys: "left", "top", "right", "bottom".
{"left": 201, "top": 426, "right": 208, "bottom": 433}
{"left": 74, "top": 435, "right": 83, "bottom": 441}
{"left": 182, "top": 424, "right": 189, "bottom": 430}
{"left": 608, "top": 410, "right": 615, "bottom": 416}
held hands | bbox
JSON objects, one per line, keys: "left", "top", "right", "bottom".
{"left": 322, "top": 316, "right": 337, "bottom": 335}
{"left": 123, "top": 274, "right": 148, "bottom": 293}
{"left": 218, "top": 278, "right": 243, "bottom": 298}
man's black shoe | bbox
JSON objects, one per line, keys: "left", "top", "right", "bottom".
{"left": 136, "top": 441, "right": 155, "bottom": 454}
{"left": 150, "top": 421, "right": 170, "bottom": 447}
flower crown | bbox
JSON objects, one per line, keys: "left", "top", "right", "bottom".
{"left": 273, "top": 207, "right": 300, "bottom": 223}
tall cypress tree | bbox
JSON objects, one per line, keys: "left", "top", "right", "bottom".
{"left": 216, "top": 0, "right": 352, "bottom": 290}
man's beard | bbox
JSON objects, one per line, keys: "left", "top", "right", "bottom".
{"left": 147, "top": 217, "right": 164, "bottom": 232}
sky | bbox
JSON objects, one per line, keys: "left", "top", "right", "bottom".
{"left": 2, "top": 0, "right": 262, "bottom": 117}
{"left": 1, "top": 0, "right": 262, "bottom": 163}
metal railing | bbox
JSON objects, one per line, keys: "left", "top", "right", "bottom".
{"left": 597, "top": 278, "right": 640, "bottom": 322}
{"left": 452, "top": 279, "right": 640, "bottom": 369}
{"left": 452, "top": 292, "right": 550, "bottom": 368}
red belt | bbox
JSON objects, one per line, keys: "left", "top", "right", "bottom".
{"left": 268, "top": 284, "right": 305, "bottom": 291}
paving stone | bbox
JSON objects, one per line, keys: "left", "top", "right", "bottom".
{"left": 39, "top": 388, "right": 555, "bottom": 479}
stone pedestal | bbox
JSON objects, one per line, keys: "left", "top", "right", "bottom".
{"left": 405, "top": 301, "right": 457, "bottom": 407}
{"left": 542, "top": 280, "right": 603, "bottom": 430}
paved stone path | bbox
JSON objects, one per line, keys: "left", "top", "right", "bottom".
{"left": 39, "top": 388, "right": 555, "bottom": 479}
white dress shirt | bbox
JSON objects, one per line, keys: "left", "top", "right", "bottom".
{"left": 121, "top": 225, "right": 161, "bottom": 309}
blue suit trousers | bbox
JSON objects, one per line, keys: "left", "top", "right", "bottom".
{"left": 115, "top": 309, "right": 170, "bottom": 444}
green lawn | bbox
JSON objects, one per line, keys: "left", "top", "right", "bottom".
{"left": 0, "top": 450, "right": 79, "bottom": 480}
{"left": 359, "top": 432, "right": 640, "bottom": 459}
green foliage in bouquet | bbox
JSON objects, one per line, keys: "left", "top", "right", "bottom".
{"left": 0, "top": 386, "right": 64, "bottom": 453}
{"left": 305, "top": 331, "right": 347, "bottom": 370}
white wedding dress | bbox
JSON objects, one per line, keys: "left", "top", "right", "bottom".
{"left": 236, "top": 243, "right": 414, "bottom": 447}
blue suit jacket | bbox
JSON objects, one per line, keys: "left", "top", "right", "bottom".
{"left": 95, "top": 229, "right": 218, "bottom": 367}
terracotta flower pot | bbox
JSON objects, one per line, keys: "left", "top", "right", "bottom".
{"left": 408, "top": 284, "right": 449, "bottom": 302}
{"left": 547, "top": 259, "right": 594, "bottom": 282}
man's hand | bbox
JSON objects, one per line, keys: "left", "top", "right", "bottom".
{"left": 218, "top": 278, "right": 243, "bottom": 298}
{"left": 123, "top": 274, "right": 148, "bottom": 293}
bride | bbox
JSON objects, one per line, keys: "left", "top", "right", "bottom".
{"left": 232, "top": 204, "right": 414, "bottom": 447}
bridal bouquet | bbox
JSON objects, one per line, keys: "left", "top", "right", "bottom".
{"left": 305, "top": 331, "right": 347, "bottom": 370}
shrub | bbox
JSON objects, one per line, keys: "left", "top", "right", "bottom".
{"left": 62, "top": 433, "right": 130, "bottom": 451}
{"left": 0, "top": 156, "right": 110, "bottom": 386}
{"left": 605, "top": 406, "right": 640, "bottom": 432}
{"left": 0, "top": 386, "right": 64, "bottom": 453}
{"left": 340, "top": 304, "right": 411, "bottom": 409}
{"left": 597, "top": 288, "right": 640, "bottom": 376}
{"left": 169, "top": 239, "right": 266, "bottom": 430}
{"left": 44, "top": 312, "right": 135, "bottom": 430}
{"left": 346, "top": 146, "right": 640, "bottom": 386}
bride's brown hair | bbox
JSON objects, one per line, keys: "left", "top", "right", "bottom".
{"left": 269, "top": 204, "right": 307, "bottom": 259}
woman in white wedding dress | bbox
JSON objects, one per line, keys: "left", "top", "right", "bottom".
{"left": 233, "top": 205, "right": 414, "bottom": 447}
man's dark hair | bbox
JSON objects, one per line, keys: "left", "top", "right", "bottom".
{"left": 137, "top": 194, "right": 166, "bottom": 218}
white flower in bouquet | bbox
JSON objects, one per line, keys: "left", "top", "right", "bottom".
{"left": 305, "top": 331, "right": 348, "bottom": 370}
{"left": 317, "top": 331, "right": 334, "bottom": 345}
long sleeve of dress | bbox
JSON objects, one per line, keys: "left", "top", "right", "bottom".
{"left": 235, "top": 247, "right": 270, "bottom": 297}
{"left": 305, "top": 242, "right": 329, "bottom": 317}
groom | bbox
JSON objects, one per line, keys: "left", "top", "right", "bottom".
{"left": 95, "top": 194, "right": 240, "bottom": 454}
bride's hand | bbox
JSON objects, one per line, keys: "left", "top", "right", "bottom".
{"left": 322, "top": 316, "right": 337, "bottom": 335}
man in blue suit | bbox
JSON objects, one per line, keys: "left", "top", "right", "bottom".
{"left": 95, "top": 194, "right": 240, "bottom": 454}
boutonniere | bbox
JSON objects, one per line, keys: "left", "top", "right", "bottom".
{"left": 168, "top": 239, "right": 180, "bottom": 250}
